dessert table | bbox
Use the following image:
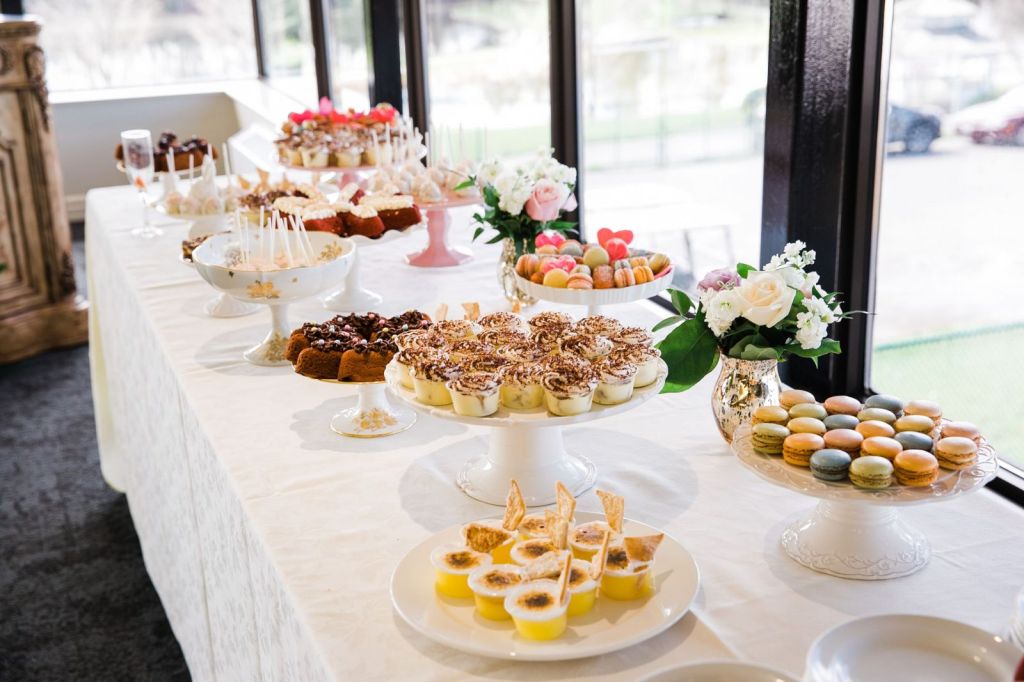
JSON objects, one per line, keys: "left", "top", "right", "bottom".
{"left": 86, "top": 184, "right": 1024, "bottom": 681}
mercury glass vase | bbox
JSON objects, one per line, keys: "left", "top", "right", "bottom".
{"left": 497, "top": 238, "right": 536, "bottom": 306}
{"left": 711, "top": 354, "right": 782, "bottom": 443}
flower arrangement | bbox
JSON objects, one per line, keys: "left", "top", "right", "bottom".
{"left": 461, "top": 149, "right": 578, "bottom": 257}
{"left": 655, "top": 242, "right": 849, "bottom": 393}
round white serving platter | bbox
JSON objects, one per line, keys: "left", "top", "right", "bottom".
{"left": 514, "top": 270, "right": 672, "bottom": 317}
{"left": 639, "top": 660, "right": 798, "bottom": 682}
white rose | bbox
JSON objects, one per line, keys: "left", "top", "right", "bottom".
{"left": 493, "top": 172, "right": 519, "bottom": 197}
{"left": 704, "top": 289, "right": 742, "bottom": 337}
{"left": 735, "top": 271, "right": 796, "bottom": 328}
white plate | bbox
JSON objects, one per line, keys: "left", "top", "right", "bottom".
{"left": 390, "top": 511, "right": 700, "bottom": 661}
{"left": 804, "top": 614, "right": 1023, "bottom": 682}
{"left": 515, "top": 269, "right": 672, "bottom": 306}
{"left": 640, "top": 660, "right": 798, "bottom": 682}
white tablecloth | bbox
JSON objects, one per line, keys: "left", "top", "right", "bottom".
{"left": 86, "top": 185, "right": 1024, "bottom": 681}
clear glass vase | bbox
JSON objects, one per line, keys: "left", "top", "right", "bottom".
{"left": 497, "top": 238, "right": 537, "bottom": 307}
{"left": 711, "top": 354, "right": 782, "bottom": 443}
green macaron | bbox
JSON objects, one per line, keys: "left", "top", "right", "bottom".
{"left": 752, "top": 423, "right": 790, "bottom": 455}
{"left": 849, "top": 455, "right": 894, "bottom": 489}
{"left": 865, "top": 394, "right": 905, "bottom": 416}
{"left": 857, "top": 407, "right": 897, "bottom": 424}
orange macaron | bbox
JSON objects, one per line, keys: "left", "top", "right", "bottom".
{"left": 894, "top": 450, "right": 939, "bottom": 487}
{"left": 856, "top": 420, "right": 895, "bottom": 439}
{"left": 783, "top": 432, "right": 825, "bottom": 467}
{"left": 861, "top": 436, "right": 903, "bottom": 461}
{"left": 823, "top": 428, "right": 864, "bottom": 456}
{"left": 934, "top": 436, "right": 978, "bottom": 470}
{"left": 780, "top": 389, "right": 816, "bottom": 410}
{"left": 941, "top": 421, "right": 981, "bottom": 444}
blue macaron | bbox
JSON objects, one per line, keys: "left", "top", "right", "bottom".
{"left": 895, "top": 431, "right": 933, "bottom": 452}
{"left": 809, "top": 448, "right": 852, "bottom": 481}
{"left": 865, "top": 394, "right": 905, "bottom": 416}
{"left": 824, "top": 414, "right": 860, "bottom": 431}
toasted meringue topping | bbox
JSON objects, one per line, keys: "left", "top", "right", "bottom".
{"left": 468, "top": 566, "right": 522, "bottom": 596}
{"left": 572, "top": 521, "right": 614, "bottom": 547}
{"left": 430, "top": 544, "right": 492, "bottom": 575}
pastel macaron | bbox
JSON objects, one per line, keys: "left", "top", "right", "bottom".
{"left": 864, "top": 394, "right": 905, "bottom": 416}
{"left": 823, "top": 395, "right": 862, "bottom": 416}
{"left": 823, "top": 428, "right": 864, "bottom": 456}
{"left": 894, "top": 450, "right": 939, "bottom": 487}
{"left": 894, "top": 431, "right": 933, "bottom": 453}
{"left": 824, "top": 414, "right": 860, "bottom": 431}
{"left": 849, "top": 455, "right": 894, "bottom": 489}
{"left": 752, "top": 405, "right": 790, "bottom": 426}
{"left": 780, "top": 389, "right": 816, "bottom": 409}
{"left": 941, "top": 421, "right": 981, "bottom": 444}
{"left": 934, "top": 436, "right": 978, "bottom": 470}
{"left": 752, "top": 423, "right": 790, "bottom": 456}
{"left": 856, "top": 420, "right": 895, "bottom": 439}
{"left": 893, "top": 415, "right": 934, "bottom": 434}
{"left": 904, "top": 400, "right": 942, "bottom": 424}
{"left": 861, "top": 436, "right": 903, "bottom": 461}
{"left": 810, "top": 449, "right": 852, "bottom": 482}
{"left": 783, "top": 433, "right": 824, "bottom": 467}
{"left": 789, "top": 403, "right": 828, "bottom": 420}
{"left": 787, "top": 417, "right": 827, "bottom": 436}
{"left": 857, "top": 407, "right": 897, "bottom": 425}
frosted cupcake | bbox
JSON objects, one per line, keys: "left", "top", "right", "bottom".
{"left": 558, "top": 333, "right": 614, "bottom": 361}
{"left": 574, "top": 315, "right": 623, "bottom": 338}
{"left": 448, "top": 372, "right": 501, "bottom": 417}
{"left": 393, "top": 347, "right": 440, "bottom": 389}
{"left": 498, "top": 362, "right": 546, "bottom": 410}
{"left": 611, "top": 345, "right": 661, "bottom": 388}
{"left": 410, "top": 359, "right": 461, "bottom": 406}
{"left": 592, "top": 356, "right": 638, "bottom": 406}
{"left": 542, "top": 368, "right": 598, "bottom": 417}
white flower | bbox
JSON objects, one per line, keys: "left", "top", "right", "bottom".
{"left": 784, "top": 241, "right": 806, "bottom": 258}
{"left": 764, "top": 254, "right": 786, "bottom": 271}
{"left": 499, "top": 188, "right": 530, "bottom": 215}
{"left": 734, "top": 270, "right": 796, "bottom": 328}
{"left": 775, "top": 266, "right": 805, "bottom": 290}
{"left": 476, "top": 159, "right": 502, "bottom": 186}
{"left": 704, "top": 289, "right": 742, "bottom": 337}
{"left": 493, "top": 171, "right": 519, "bottom": 197}
{"left": 795, "top": 311, "right": 827, "bottom": 350}
{"left": 801, "top": 271, "right": 820, "bottom": 296}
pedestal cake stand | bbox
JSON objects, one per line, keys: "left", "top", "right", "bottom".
{"left": 321, "top": 225, "right": 422, "bottom": 312}
{"left": 405, "top": 196, "right": 480, "bottom": 268}
{"left": 179, "top": 254, "right": 260, "bottom": 318}
{"left": 304, "top": 377, "right": 416, "bottom": 438}
{"left": 384, "top": 360, "right": 668, "bottom": 507}
{"left": 192, "top": 232, "right": 354, "bottom": 366}
{"left": 279, "top": 162, "right": 377, "bottom": 189}
{"left": 514, "top": 271, "right": 672, "bottom": 317}
{"left": 731, "top": 424, "right": 998, "bottom": 580}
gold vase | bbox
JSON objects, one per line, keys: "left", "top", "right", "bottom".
{"left": 497, "top": 238, "right": 536, "bottom": 306}
{"left": 711, "top": 354, "right": 782, "bottom": 443}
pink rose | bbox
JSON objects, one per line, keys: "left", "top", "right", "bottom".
{"left": 698, "top": 268, "right": 740, "bottom": 292}
{"left": 525, "top": 180, "right": 571, "bottom": 222}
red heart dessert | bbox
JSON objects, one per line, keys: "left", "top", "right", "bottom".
{"left": 596, "top": 228, "right": 634, "bottom": 247}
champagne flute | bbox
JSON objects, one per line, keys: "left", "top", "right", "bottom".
{"left": 120, "top": 129, "right": 163, "bottom": 238}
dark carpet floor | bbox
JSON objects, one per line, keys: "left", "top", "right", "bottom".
{"left": 0, "top": 239, "right": 189, "bottom": 680}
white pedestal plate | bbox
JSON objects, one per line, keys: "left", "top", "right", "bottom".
{"left": 731, "top": 424, "right": 998, "bottom": 580}
{"left": 321, "top": 226, "right": 422, "bottom": 312}
{"left": 514, "top": 271, "right": 672, "bottom": 317}
{"left": 384, "top": 360, "right": 668, "bottom": 506}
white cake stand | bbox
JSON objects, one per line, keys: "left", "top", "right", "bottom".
{"left": 731, "top": 424, "right": 998, "bottom": 580}
{"left": 515, "top": 270, "right": 672, "bottom": 317}
{"left": 305, "top": 377, "right": 416, "bottom": 438}
{"left": 321, "top": 225, "right": 423, "bottom": 312}
{"left": 384, "top": 359, "right": 668, "bottom": 506}
{"left": 192, "top": 232, "right": 354, "bottom": 366}
{"left": 405, "top": 195, "right": 481, "bottom": 268}
{"left": 179, "top": 254, "right": 260, "bottom": 318}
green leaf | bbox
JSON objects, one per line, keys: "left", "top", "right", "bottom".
{"left": 484, "top": 233, "right": 505, "bottom": 245}
{"left": 652, "top": 314, "right": 686, "bottom": 332}
{"left": 781, "top": 339, "right": 842, "bottom": 360}
{"left": 454, "top": 178, "right": 475, "bottom": 191}
{"left": 739, "top": 344, "right": 779, "bottom": 361}
{"left": 483, "top": 185, "right": 498, "bottom": 205}
{"left": 656, "top": 318, "right": 720, "bottom": 393}
{"left": 668, "top": 289, "right": 694, "bottom": 316}
{"left": 471, "top": 226, "right": 484, "bottom": 242}
{"left": 736, "top": 262, "right": 757, "bottom": 278}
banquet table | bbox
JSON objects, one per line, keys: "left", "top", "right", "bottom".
{"left": 86, "top": 184, "right": 1024, "bottom": 681}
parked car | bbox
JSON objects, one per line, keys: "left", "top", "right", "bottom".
{"left": 952, "top": 85, "right": 1024, "bottom": 146}
{"left": 887, "top": 105, "right": 941, "bottom": 153}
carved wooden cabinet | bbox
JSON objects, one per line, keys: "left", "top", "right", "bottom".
{"left": 0, "top": 15, "right": 86, "bottom": 363}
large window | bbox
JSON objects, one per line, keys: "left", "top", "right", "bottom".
{"left": 580, "top": 0, "right": 770, "bottom": 293}
{"left": 259, "top": 0, "right": 318, "bottom": 102}
{"left": 422, "top": 0, "right": 551, "bottom": 160}
{"left": 327, "top": 0, "right": 371, "bottom": 111}
{"left": 26, "top": 0, "right": 257, "bottom": 92}
{"left": 872, "top": 0, "right": 1024, "bottom": 469}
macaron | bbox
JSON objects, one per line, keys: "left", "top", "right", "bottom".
{"left": 780, "top": 389, "right": 816, "bottom": 409}
{"left": 789, "top": 403, "right": 828, "bottom": 420}
{"left": 824, "top": 414, "right": 860, "bottom": 431}
{"left": 904, "top": 399, "right": 942, "bottom": 424}
{"left": 856, "top": 420, "right": 895, "bottom": 439}
{"left": 941, "top": 421, "right": 981, "bottom": 444}
{"left": 894, "top": 431, "right": 933, "bottom": 453}
{"left": 823, "top": 428, "right": 864, "bottom": 456}
{"left": 752, "top": 405, "right": 790, "bottom": 426}
{"left": 752, "top": 423, "right": 790, "bottom": 456}
{"left": 810, "top": 449, "right": 852, "bottom": 482}
{"left": 782, "top": 433, "right": 824, "bottom": 467}
{"left": 893, "top": 415, "right": 934, "bottom": 434}
{"left": 849, "top": 455, "right": 894, "bottom": 489}
{"left": 857, "top": 407, "right": 897, "bottom": 425}
{"left": 934, "top": 436, "right": 978, "bottom": 470}
{"left": 864, "top": 394, "right": 905, "bottom": 416}
{"left": 894, "top": 450, "right": 939, "bottom": 487}
{"left": 861, "top": 436, "right": 903, "bottom": 461}
{"left": 823, "top": 395, "right": 862, "bottom": 416}
{"left": 787, "top": 417, "right": 827, "bottom": 436}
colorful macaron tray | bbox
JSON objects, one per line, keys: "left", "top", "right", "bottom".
{"left": 733, "top": 390, "right": 998, "bottom": 499}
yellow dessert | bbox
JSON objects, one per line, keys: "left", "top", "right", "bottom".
{"left": 565, "top": 559, "right": 598, "bottom": 617}
{"left": 503, "top": 579, "right": 569, "bottom": 640}
{"left": 510, "top": 539, "right": 560, "bottom": 566}
{"left": 461, "top": 519, "right": 517, "bottom": 564}
{"left": 430, "top": 544, "right": 492, "bottom": 598}
{"left": 516, "top": 514, "right": 550, "bottom": 540}
{"left": 467, "top": 564, "right": 522, "bottom": 620}
{"left": 569, "top": 521, "right": 615, "bottom": 560}
{"left": 599, "top": 534, "right": 664, "bottom": 601}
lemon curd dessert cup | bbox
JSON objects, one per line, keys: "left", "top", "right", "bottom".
{"left": 510, "top": 539, "right": 562, "bottom": 566}
{"left": 461, "top": 519, "right": 518, "bottom": 564}
{"left": 504, "top": 579, "right": 570, "bottom": 641}
{"left": 610, "top": 345, "right": 661, "bottom": 388}
{"left": 569, "top": 521, "right": 617, "bottom": 560}
{"left": 599, "top": 533, "right": 664, "bottom": 601}
{"left": 467, "top": 564, "right": 523, "bottom": 620}
{"left": 430, "top": 544, "right": 493, "bottom": 598}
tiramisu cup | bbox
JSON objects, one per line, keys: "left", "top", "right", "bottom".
{"left": 430, "top": 544, "right": 492, "bottom": 598}
{"left": 433, "top": 319, "right": 481, "bottom": 341}
{"left": 612, "top": 345, "right": 661, "bottom": 388}
{"left": 467, "top": 564, "right": 522, "bottom": 620}
{"left": 592, "top": 356, "right": 639, "bottom": 406}
{"left": 530, "top": 326, "right": 568, "bottom": 353}
{"left": 496, "top": 339, "right": 549, "bottom": 364}
{"left": 393, "top": 347, "right": 440, "bottom": 389}
{"left": 558, "top": 333, "right": 614, "bottom": 361}
{"left": 448, "top": 339, "right": 493, "bottom": 361}
{"left": 463, "top": 354, "right": 512, "bottom": 374}
{"left": 448, "top": 372, "right": 501, "bottom": 417}
{"left": 528, "top": 311, "right": 573, "bottom": 334}
{"left": 410, "top": 359, "right": 461, "bottom": 406}
{"left": 498, "top": 363, "right": 546, "bottom": 410}
{"left": 394, "top": 329, "right": 448, "bottom": 352}
{"left": 543, "top": 370, "right": 598, "bottom": 417}
{"left": 478, "top": 311, "right": 529, "bottom": 334}
{"left": 478, "top": 328, "right": 528, "bottom": 347}
{"left": 574, "top": 315, "right": 623, "bottom": 338}
{"left": 612, "top": 326, "right": 654, "bottom": 347}
{"left": 503, "top": 579, "right": 569, "bottom": 641}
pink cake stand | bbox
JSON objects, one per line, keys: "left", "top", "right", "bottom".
{"left": 405, "top": 195, "right": 481, "bottom": 268}
{"left": 278, "top": 162, "right": 378, "bottom": 188}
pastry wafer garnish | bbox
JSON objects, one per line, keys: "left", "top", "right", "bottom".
{"left": 461, "top": 302, "right": 480, "bottom": 321}
{"left": 624, "top": 533, "right": 664, "bottom": 563}
{"left": 464, "top": 523, "right": 513, "bottom": 554}
{"left": 521, "top": 551, "right": 563, "bottom": 581}
{"left": 596, "top": 489, "right": 624, "bottom": 534}
{"left": 502, "top": 480, "right": 526, "bottom": 532}
{"left": 588, "top": 529, "right": 611, "bottom": 580}
{"left": 555, "top": 481, "right": 577, "bottom": 522}
{"left": 556, "top": 551, "right": 573, "bottom": 606}
{"left": 434, "top": 303, "right": 448, "bottom": 321}
{"left": 545, "top": 510, "right": 570, "bottom": 550}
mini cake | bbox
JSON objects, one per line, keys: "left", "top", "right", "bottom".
{"left": 496, "top": 339, "right": 548, "bottom": 364}
{"left": 467, "top": 564, "right": 522, "bottom": 620}
{"left": 430, "top": 544, "right": 492, "bottom": 598}
{"left": 300, "top": 204, "right": 345, "bottom": 235}
{"left": 338, "top": 343, "right": 393, "bottom": 382}
{"left": 361, "top": 194, "right": 422, "bottom": 230}
{"left": 294, "top": 340, "right": 342, "bottom": 379}
{"left": 531, "top": 326, "right": 568, "bottom": 353}
{"left": 448, "top": 372, "right": 501, "bottom": 417}
{"left": 342, "top": 204, "right": 385, "bottom": 238}
{"left": 498, "top": 363, "right": 546, "bottom": 410}
{"left": 542, "top": 368, "right": 598, "bottom": 416}
{"left": 478, "top": 311, "right": 528, "bottom": 334}
{"left": 592, "top": 356, "right": 638, "bottom": 405}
